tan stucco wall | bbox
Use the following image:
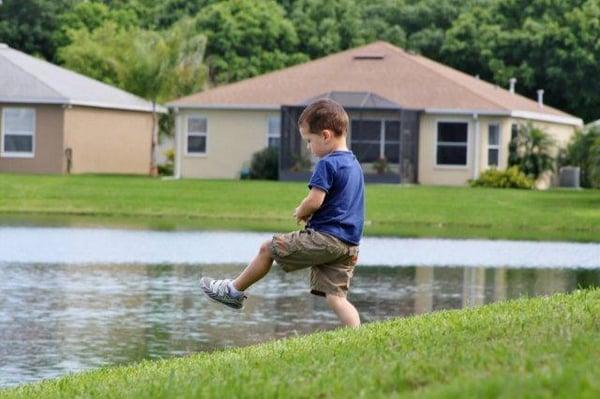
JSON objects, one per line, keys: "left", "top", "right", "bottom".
{"left": 177, "top": 109, "right": 278, "bottom": 179}
{"left": 0, "top": 104, "right": 65, "bottom": 174}
{"left": 64, "top": 106, "right": 153, "bottom": 175}
{"left": 418, "top": 113, "right": 578, "bottom": 187}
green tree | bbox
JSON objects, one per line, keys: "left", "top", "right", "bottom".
{"left": 0, "top": 0, "right": 76, "bottom": 60}
{"left": 508, "top": 123, "right": 557, "bottom": 180}
{"left": 290, "top": 0, "right": 365, "bottom": 58}
{"left": 194, "top": 0, "right": 308, "bottom": 83}
{"left": 54, "top": 1, "right": 138, "bottom": 49}
{"left": 563, "top": 127, "right": 600, "bottom": 188}
{"left": 442, "top": 0, "right": 600, "bottom": 122}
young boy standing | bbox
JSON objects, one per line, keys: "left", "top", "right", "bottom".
{"left": 200, "top": 99, "right": 364, "bottom": 327}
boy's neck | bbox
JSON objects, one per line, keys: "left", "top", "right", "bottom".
{"left": 328, "top": 137, "right": 349, "bottom": 154}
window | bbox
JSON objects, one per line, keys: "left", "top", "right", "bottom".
{"left": 1, "top": 108, "right": 35, "bottom": 157}
{"left": 350, "top": 120, "right": 400, "bottom": 163}
{"left": 488, "top": 123, "right": 500, "bottom": 167}
{"left": 436, "top": 122, "right": 468, "bottom": 166}
{"left": 267, "top": 116, "right": 280, "bottom": 148}
{"left": 186, "top": 117, "right": 207, "bottom": 155}
{"left": 511, "top": 123, "right": 519, "bottom": 140}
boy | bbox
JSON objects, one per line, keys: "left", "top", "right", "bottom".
{"left": 200, "top": 99, "right": 364, "bottom": 327}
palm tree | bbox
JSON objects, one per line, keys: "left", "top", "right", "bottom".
{"left": 508, "top": 123, "right": 556, "bottom": 180}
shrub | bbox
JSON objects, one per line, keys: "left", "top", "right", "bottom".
{"left": 562, "top": 127, "right": 600, "bottom": 188}
{"left": 249, "top": 146, "right": 279, "bottom": 180}
{"left": 508, "top": 123, "right": 556, "bottom": 180}
{"left": 470, "top": 166, "right": 534, "bottom": 189}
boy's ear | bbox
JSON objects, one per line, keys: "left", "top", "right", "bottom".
{"left": 322, "top": 129, "right": 333, "bottom": 141}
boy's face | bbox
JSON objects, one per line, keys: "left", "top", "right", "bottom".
{"left": 299, "top": 123, "right": 333, "bottom": 158}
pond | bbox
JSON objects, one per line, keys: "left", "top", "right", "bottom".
{"left": 1, "top": 228, "right": 600, "bottom": 388}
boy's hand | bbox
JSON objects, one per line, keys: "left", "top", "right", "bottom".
{"left": 293, "top": 207, "right": 310, "bottom": 224}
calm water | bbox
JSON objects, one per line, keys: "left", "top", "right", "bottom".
{"left": 1, "top": 262, "right": 599, "bottom": 388}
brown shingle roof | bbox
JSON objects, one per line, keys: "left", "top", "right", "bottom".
{"left": 169, "top": 41, "right": 576, "bottom": 120}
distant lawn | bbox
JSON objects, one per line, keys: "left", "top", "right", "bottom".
{"left": 1, "top": 173, "right": 599, "bottom": 242}
{"left": 2, "top": 289, "right": 599, "bottom": 398}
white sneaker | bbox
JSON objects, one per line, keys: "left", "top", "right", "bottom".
{"left": 200, "top": 277, "right": 247, "bottom": 309}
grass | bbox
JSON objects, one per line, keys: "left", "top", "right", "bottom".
{"left": 1, "top": 288, "right": 599, "bottom": 398}
{"left": 1, "top": 174, "right": 600, "bottom": 242}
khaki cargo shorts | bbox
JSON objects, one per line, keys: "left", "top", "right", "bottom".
{"left": 270, "top": 228, "right": 359, "bottom": 298}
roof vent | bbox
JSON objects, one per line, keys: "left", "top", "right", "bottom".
{"left": 353, "top": 54, "right": 385, "bottom": 60}
{"left": 537, "top": 89, "right": 544, "bottom": 108}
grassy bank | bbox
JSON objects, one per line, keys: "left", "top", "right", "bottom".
{"left": 2, "top": 289, "right": 599, "bottom": 398}
{"left": 1, "top": 174, "right": 600, "bottom": 241}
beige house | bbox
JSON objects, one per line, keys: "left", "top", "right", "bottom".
{"left": 0, "top": 43, "right": 165, "bottom": 175}
{"left": 168, "top": 41, "right": 582, "bottom": 186}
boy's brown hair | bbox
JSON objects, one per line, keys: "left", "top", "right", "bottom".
{"left": 298, "top": 98, "right": 349, "bottom": 137}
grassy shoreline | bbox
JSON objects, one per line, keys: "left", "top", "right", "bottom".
{"left": 2, "top": 289, "right": 599, "bottom": 398}
{"left": 1, "top": 174, "right": 600, "bottom": 242}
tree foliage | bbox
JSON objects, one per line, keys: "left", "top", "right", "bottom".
{"left": 193, "top": 0, "right": 308, "bottom": 83}
{"left": 58, "top": 18, "right": 207, "bottom": 103}
{"left": 0, "top": 0, "right": 76, "bottom": 60}
{"left": 563, "top": 127, "right": 600, "bottom": 188}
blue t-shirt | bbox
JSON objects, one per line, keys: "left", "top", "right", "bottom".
{"left": 307, "top": 150, "right": 365, "bottom": 245}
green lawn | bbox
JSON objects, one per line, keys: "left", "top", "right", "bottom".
{"left": 1, "top": 173, "right": 600, "bottom": 241}
{"left": 2, "top": 289, "right": 599, "bottom": 398}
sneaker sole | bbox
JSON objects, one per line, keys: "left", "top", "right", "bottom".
{"left": 199, "top": 279, "right": 244, "bottom": 310}
{"left": 203, "top": 289, "right": 244, "bottom": 310}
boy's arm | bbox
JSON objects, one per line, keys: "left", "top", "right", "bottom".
{"left": 294, "top": 188, "right": 326, "bottom": 224}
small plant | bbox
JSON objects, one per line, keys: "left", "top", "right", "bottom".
{"left": 249, "top": 146, "right": 278, "bottom": 180}
{"left": 508, "top": 123, "right": 556, "bottom": 180}
{"left": 372, "top": 157, "right": 390, "bottom": 175}
{"left": 470, "top": 166, "right": 534, "bottom": 189}
{"left": 158, "top": 149, "right": 175, "bottom": 176}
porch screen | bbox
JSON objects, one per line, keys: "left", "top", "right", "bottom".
{"left": 351, "top": 120, "right": 400, "bottom": 163}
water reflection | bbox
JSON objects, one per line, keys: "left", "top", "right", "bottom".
{"left": 1, "top": 263, "right": 599, "bottom": 388}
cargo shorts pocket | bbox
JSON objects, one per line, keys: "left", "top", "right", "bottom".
{"left": 270, "top": 232, "right": 300, "bottom": 259}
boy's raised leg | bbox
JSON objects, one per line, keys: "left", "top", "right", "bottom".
{"left": 232, "top": 240, "right": 274, "bottom": 291}
{"left": 200, "top": 240, "right": 274, "bottom": 309}
{"left": 326, "top": 294, "right": 361, "bottom": 327}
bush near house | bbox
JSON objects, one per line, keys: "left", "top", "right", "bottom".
{"left": 470, "top": 166, "right": 534, "bottom": 189}
{"left": 508, "top": 123, "right": 556, "bottom": 180}
{"left": 562, "top": 127, "right": 600, "bottom": 188}
{"left": 249, "top": 146, "right": 279, "bottom": 180}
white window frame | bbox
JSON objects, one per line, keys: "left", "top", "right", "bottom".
{"left": 185, "top": 116, "right": 207, "bottom": 157}
{"left": 1, "top": 107, "right": 36, "bottom": 158}
{"left": 266, "top": 115, "right": 281, "bottom": 148}
{"left": 349, "top": 118, "right": 401, "bottom": 162}
{"left": 434, "top": 119, "right": 470, "bottom": 169}
{"left": 487, "top": 122, "right": 501, "bottom": 167}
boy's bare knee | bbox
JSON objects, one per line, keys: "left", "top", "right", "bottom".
{"left": 259, "top": 240, "right": 273, "bottom": 257}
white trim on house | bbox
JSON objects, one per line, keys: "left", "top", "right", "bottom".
{"left": 1, "top": 107, "right": 36, "bottom": 158}
{"left": 473, "top": 114, "right": 480, "bottom": 179}
{"left": 510, "top": 110, "right": 582, "bottom": 127}
{"left": 0, "top": 98, "right": 167, "bottom": 114}
{"left": 487, "top": 121, "right": 502, "bottom": 168}
{"left": 426, "top": 108, "right": 582, "bottom": 127}
{"left": 185, "top": 115, "right": 208, "bottom": 157}
{"left": 434, "top": 118, "right": 470, "bottom": 169}
{"left": 168, "top": 104, "right": 280, "bottom": 111}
